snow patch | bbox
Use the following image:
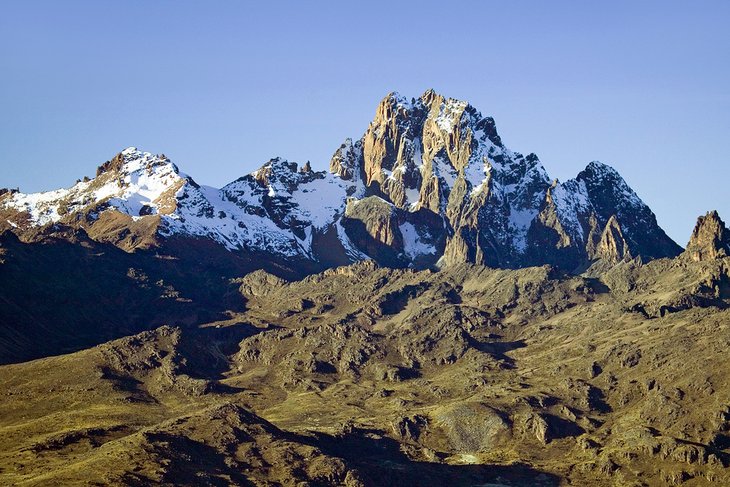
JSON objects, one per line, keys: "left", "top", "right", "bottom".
{"left": 552, "top": 179, "right": 592, "bottom": 243}
{"left": 400, "top": 222, "right": 436, "bottom": 259}
{"left": 289, "top": 175, "right": 348, "bottom": 229}
{"left": 508, "top": 207, "right": 539, "bottom": 252}
{"left": 435, "top": 98, "right": 467, "bottom": 133}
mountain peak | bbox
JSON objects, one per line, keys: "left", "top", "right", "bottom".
{"left": 580, "top": 161, "right": 621, "bottom": 179}
{"left": 382, "top": 88, "right": 450, "bottom": 108}
{"left": 685, "top": 210, "right": 730, "bottom": 261}
{"left": 576, "top": 160, "right": 643, "bottom": 213}
{"left": 381, "top": 91, "right": 413, "bottom": 109}
{"left": 95, "top": 148, "right": 177, "bottom": 178}
{"left": 420, "top": 88, "right": 438, "bottom": 98}
{"left": 419, "top": 88, "right": 444, "bottom": 107}
{"left": 95, "top": 151, "right": 126, "bottom": 177}
{"left": 251, "top": 157, "right": 321, "bottom": 186}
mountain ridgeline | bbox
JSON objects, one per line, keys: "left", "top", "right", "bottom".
{"left": 0, "top": 90, "right": 682, "bottom": 272}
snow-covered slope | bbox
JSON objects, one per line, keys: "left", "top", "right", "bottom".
{"left": 3, "top": 148, "right": 185, "bottom": 226}
{"left": 0, "top": 148, "right": 351, "bottom": 258}
{"left": 0, "top": 91, "right": 682, "bottom": 270}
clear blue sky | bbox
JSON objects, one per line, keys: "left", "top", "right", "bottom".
{"left": 1, "top": 1, "right": 728, "bottom": 245}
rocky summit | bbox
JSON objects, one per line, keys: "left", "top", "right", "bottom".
{"left": 685, "top": 211, "right": 730, "bottom": 262}
{"left": 0, "top": 91, "right": 728, "bottom": 486}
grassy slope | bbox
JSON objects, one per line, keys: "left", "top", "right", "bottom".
{"left": 1, "top": 258, "right": 729, "bottom": 485}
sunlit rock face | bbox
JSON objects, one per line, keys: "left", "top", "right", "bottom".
{"left": 332, "top": 90, "right": 681, "bottom": 269}
{"left": 684, "top": 210, "right": 730, "bottom": 262}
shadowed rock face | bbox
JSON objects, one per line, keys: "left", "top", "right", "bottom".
{"left": 0, "top": 91, "right": 681, "bottom": 273}
{"left": 685, "top": 210, "right": 730, "bottom": 262}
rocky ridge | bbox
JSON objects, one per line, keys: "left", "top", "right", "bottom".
{"left": 0, "top": 90, "right": 682, "bottom": 272}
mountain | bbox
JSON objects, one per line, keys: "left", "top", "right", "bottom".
{"left": 0, "top": 149, "right": 352, "bottom": 261}
{"left": 0, "top": 90, "right": 728, "bottom": 485}
{"left": 0, "top": 89, "right": 688, "bottom": 365}
{"left": 0, "top": 90, "right": 681, "bottom": 272}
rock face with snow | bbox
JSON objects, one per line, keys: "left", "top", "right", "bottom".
{"left": 334, "top": 90, "right": 553, "bottom": 268}
{"left": 526, "top": 162, "right": 682, "bottom": 269}
{"left": 333, "top": 90, "right": 681, "bottom": 269}
{"left": 0, "top": 90, "right": 682, "bottom": 271}
{"left": 0, "top": 149, "right": 352, "bottom": 261}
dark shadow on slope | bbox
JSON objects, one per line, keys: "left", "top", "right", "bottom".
{"left": 377, "top": 283, "right": 431, "bottom": 315}
{"left": 307, "top": 428, "right": 560, "bottom": 487}
{"left": 98, "top": 366, "right": 158, "bottom": 404}
{"left": 542, "top": 414, "right": 586, "bottom": 441}
{"left": 470, "top": 339, "right": 527, "bottom": 369}
{"left": 583, "top": 277, "right": 610, "bottom": 294}
{"left": 120, "top": 432, "right": 255, "bottom": 487}
{"left": 0, "top": 229, "right": 308, "bottom": 365}
{"left": 175, "top": 322, "right": 262, "bottom": 381}
{"left": 581, "top": 382, "right": 612, "bottom": 414}
{"left": 340, "top": 216, "right": 407, "bottom": 268}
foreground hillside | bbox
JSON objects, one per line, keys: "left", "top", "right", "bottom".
{"left": 1, "top": 246, "right": 729, "bottom": 485}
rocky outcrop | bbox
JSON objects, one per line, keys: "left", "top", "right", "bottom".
{"left": 594, "top": 215, "right": 631, "bottom": 263}
{"left": 684, "top": 211, "right": 730, "bottom": 262}
{"left": 341, "top": 196, "right": 405, "bottom": 265}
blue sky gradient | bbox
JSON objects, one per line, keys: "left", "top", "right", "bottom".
{"left": 1, "top": 1, "right": 728, "bottom": 244}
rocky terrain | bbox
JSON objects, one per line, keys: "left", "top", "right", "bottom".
{"left": 0, "top": 92, "right": 727, "bottom": 485}
{"left": 0, "top": 210, "right": 728, "bottom": 485}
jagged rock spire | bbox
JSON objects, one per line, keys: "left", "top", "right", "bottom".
{"left": 685, "top": 210, "right": 730, "bottom": 261}
{"left": 595, "top": 215, "right": 631, "bottom": 263}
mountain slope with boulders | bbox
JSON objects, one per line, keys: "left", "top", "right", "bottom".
{"left": 0, "top": 211, "right": 729, "bottom": 486}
